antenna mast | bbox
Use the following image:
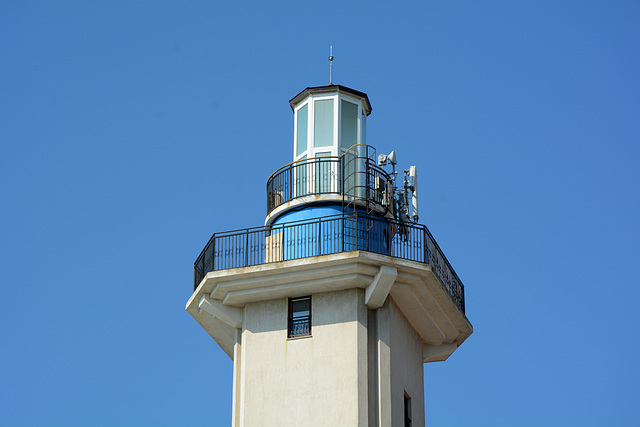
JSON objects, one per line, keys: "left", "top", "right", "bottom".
{"left": 329, "top": 45, "right": 334, "bottom": 85}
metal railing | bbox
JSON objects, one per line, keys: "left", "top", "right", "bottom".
{"left": 288, "top": 317, "right": 311, "bottom": 338}
{"left": 193, "top": 213, "right": 465, "bottom": 314}
{"left": 266, "top": 148, "right": 394, "bottom": 216}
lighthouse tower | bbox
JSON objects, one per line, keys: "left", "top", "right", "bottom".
{"left": 187, "top": 80, "right": 472, "bottom": 427}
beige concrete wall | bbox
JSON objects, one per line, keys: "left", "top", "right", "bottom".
{"left": 388, "top": 299, "right": 425, "bottom": 427}
{"left": 237, "top": 289, "right": 369, "bottom": 427}
{"left": 188, "top": 252, "right": 470, "bottom": 427}
{"left": 264, "top": 231, "right": 283, "bottom": 263}
{"left": 368, "top": 299, "right": 425, "bottom": 427}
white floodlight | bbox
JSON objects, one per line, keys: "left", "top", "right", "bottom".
{"left": 378, "top": 151, "right": 397, "bottom": 167}
{"left": 388, "top": 151, "right": 397, "bottom": 165}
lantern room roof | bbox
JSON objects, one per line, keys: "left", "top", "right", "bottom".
{"left": 289, "top": 85, "right": 372, "bottom": 115}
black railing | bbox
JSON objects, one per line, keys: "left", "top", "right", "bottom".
{"left": 288, "top": 317, "right": 311, "bottom": 338}
{"left": 266, "top": 149, "right": 393, "bottom": 216}
{"left": 193, "top": 213, "right": 465, "bottom": 314}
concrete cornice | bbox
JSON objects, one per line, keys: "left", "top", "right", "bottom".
{"left": 186, "top": 251, "right": 472, "bottom": 361}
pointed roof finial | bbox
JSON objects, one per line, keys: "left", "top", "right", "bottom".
{"left": 329, "top": 45, "right": 334, "bottom": 85}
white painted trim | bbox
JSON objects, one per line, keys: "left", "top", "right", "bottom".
{"left": 422, "top": 343, "right": 458, "bottom": 363}
{"left": 199, "top": 295, "right": 243, "bottom": 329}
{"left": 232, "top": 328, "right": 242, "bottom": 427}
{"left": 377, "top": 306, "right": 392, "bottom": 426}
{"left": 293, "top": 101, "right": 309, "bottom": 161}
{"left": 365, "top": 265, "right": 397, "bottom": 308}
{"left": 187, "top": 251, "right": 472, "bottom": 361}
{"left": 292, "top": 92, "right": 368, "bottom": 162}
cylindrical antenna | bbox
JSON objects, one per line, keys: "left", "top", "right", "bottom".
{"left": 329, "top": 45, "right": 334, "bottom": 85}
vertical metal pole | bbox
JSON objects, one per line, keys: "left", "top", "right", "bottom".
{"left": 423, "top": 226, "right": 428, "bottom": 264}
{"left": 245, "top": 231, "right": 249, "bottom": 267}
{"left": 329, "top": 45, "right": 334, "bottom": 85}
{"left": 388, "top": 221, "right": 392, "bottom": 256}
{"left": 356, "top": 211, "right": 360, "bottom": 251}
{"left": 341, "top": 215, "right": 345, "bottom": 253}
{"left": 341, "top": 155, "right": 344, "bottom": 212}
{"left": 365, "top": 156, "right": 370, "bottom": 207}
{"left": 212, "top": 235, "right": 216, "bottom": 271}
{"left": 317, "top": 217, "right": 322, "bottom": 256}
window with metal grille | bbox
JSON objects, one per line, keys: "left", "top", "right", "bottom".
{"left": 404, "top": 392, "right": 412, "bottom": 427}
{"left": 288, "top": 296, "right": 311, "bottom": 338}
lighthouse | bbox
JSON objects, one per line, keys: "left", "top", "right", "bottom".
{"left": 187, "top": 78, "right": 472, "bottom": 426}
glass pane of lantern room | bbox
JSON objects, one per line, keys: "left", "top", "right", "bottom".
{"left": 340, "top": 100, "right": 358, "bottom": 150}
{"left": 314, "top": 99, "right": 334, "bottom": 147}
{"left": 296, "top": 104, "right": 308, "bottom": 157}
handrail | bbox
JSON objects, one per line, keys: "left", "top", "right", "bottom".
{"left": 193, "top": 213, "right": 465, "bottom": 314}
{"left": 266, "top": 153, "right": 393, "bottom": 216}
{"left": 265, "top": 144, "right": 376, "bottom": 183}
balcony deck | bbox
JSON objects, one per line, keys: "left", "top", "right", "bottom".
{"left": 193, "top": 212, "right": 466, "bottom": 315}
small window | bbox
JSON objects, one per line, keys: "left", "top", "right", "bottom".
{"left": 404, "top": 392, "right": 412, "bottom": 427}
{"left": 288, "top": 296, "right": 311, "bottom": 338}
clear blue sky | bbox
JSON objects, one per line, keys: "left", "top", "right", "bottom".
{"left": 1, "top": 1, "right": 638, "bottom": 426}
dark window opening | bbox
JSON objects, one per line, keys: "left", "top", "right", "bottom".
{"left": 404, "top": 392, "right": 412, "bottom": 427}
{"left": 288, "top": 296, "right": 311, "bottom": 338}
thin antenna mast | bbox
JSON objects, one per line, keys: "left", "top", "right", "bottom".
{"left": 329, "top": 45, "right": 334, "bottom": 85}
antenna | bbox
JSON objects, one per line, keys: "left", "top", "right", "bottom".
{"left": 377, "top": 149, "right": 421, "bottom": 230}
{"left": 378, "top": 150, "right": 398, "bottom": 184}
{"left": 329, "top": 45, "right": 334, "bottom": 85}
{"left": 409, "top": 166, "right": 419, "bottom": 221}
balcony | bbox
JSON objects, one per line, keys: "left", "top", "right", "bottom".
{"left": 266, "top": 146, "right": 394, "bottom": 219}
{"left": 193, "top": 212, "right": 465, "bottom": 314}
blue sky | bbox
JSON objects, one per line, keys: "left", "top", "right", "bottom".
{"left": 1, "top": 1, "right": 638, "bottom": 426}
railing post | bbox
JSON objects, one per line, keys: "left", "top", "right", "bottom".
{"left": 355, "top": 212, "right": 360, "bottom": 250}
{"left": 365, "top": 157, "right": 370, "bottom": 203}
{"left": 340, "top": 156, "right": 344, "bottom": 201}
{"left": 341, "top": 214, "right": 345, "bottom": 253}
{"left": 212, "top": 235, "right": 216, "bottom": 272}
{"left": 388, "top": 220, "right": 392, "bottom": 256}
{"left": 193, "top": 264, "right": 198, "bottom": 291}
{"left": 317, "top": 217, "right": 322, "bottom": 256}
{"left": 423, "top": 226, "right": 428, "bottom": 264}
{"left": 244, "top": 230, "right": 249, "bottom": 267}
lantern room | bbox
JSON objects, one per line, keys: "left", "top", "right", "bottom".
{"left": 289, "top": 85, "right": 372, "bottom": 162}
